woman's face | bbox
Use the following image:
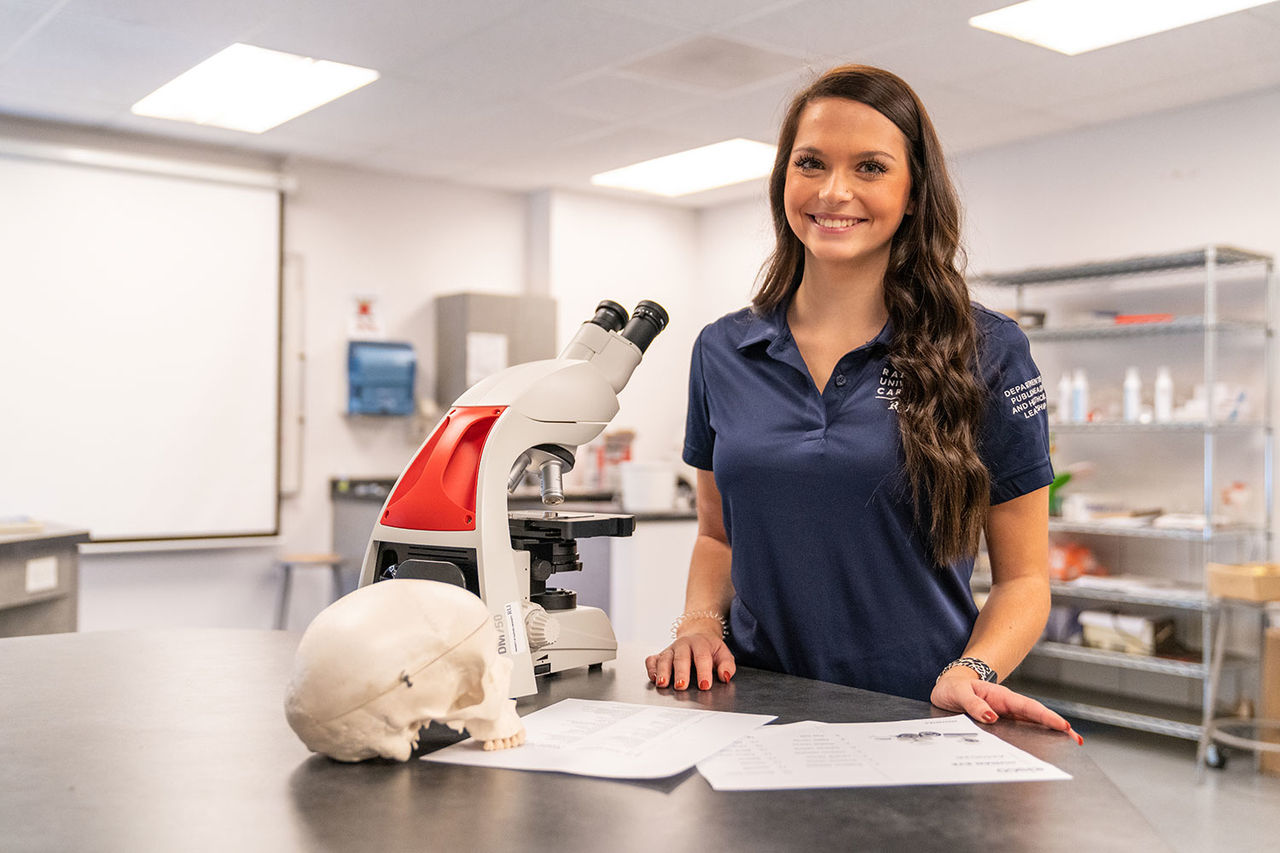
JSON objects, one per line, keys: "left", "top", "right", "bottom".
{"left": 783, "top": 97, "right": 914, "bottom": 272}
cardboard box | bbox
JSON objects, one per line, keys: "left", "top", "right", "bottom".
{"left": 1207, "top": 563, "right": 1280, "bottom": 602}
{"left": 1079, "top": 610, "right": 1175, "bottom": 656}
{"left": 1262, "top": 628, "right": 1280, "bottom": 776}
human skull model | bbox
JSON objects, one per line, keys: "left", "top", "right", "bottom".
{"left": 284, "top": 579, "right": 526, "bottom": 761}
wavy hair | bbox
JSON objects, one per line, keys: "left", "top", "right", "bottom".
{"left": 753, "top": 64, "right": 988, "bottom": 565}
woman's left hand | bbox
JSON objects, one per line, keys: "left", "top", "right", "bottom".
{"left": 931, "top": 674, "right": 1084, "bottom": 745}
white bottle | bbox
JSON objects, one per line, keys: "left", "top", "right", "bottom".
{"left": 1154, "top": 366, "right": 1174, "bottom": 423}
{"left": 1071, "top": 368, "right": 1089, "bottom": 423}
{"left": 1122, "top": 367, "right": 1142, "bottom": 423}
{"left": 1057, "top": 372, "right": 1073, "bottom": 423}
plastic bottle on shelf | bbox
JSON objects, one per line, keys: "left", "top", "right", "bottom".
{"left": 1154, "top": 366, "right": 1174, "bottom": 423}
{"left": 1071, "top": 368, "right": 1089, "bottom": 423}
{"left": 1122, "top": 367, "right": 1142, "bottom": 423}
{"left": 1057, "top": 372, "right": 1073, "bottom": 423}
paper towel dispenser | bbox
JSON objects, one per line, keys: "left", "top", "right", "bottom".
{"left": 347, "top": 341, "right": 416, "bottom": 415}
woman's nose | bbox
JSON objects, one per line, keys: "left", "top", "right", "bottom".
{"left": 819, "top": 170, "right": 854, "bottom": 202}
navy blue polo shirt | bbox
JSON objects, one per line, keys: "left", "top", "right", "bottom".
{"left": 683, "top": 304, "right": 1052, "bottom": 701}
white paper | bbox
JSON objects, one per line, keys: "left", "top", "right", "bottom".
{"left": 465, "top": 332, "right": 508, "bottom": 387}
{"left": 697, "top": 715, "right": 1071, "bottom": 790}
{"left": 348, "top": 294, "right": 384, "bottom": 338}
{"left": 25, "top": 555, "right": 58, "bottom": 593}
{"left": 424, "top": 698, "right": 775, "bottom": 779}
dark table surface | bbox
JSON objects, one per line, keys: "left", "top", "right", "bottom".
{"left": 0, "top": 630, "right": 1169, "bottom": 852}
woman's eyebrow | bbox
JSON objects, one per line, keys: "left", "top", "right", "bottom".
{"left": 791, "top": 144, "right": 899, "bottom": 162}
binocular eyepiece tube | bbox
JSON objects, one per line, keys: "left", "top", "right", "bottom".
{"left": 587, "top": 299, "right": 669, "bottom": 354}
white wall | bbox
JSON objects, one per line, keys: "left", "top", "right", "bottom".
{"left": 956, "top": 88, "right": 1280, "bottom": 274}
{"left": 545, "top": 191, "right": 702, "bottom": 469}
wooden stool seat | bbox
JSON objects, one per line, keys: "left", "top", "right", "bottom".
{"left": 274, "top": 552, "right": 345, "bottom": 630}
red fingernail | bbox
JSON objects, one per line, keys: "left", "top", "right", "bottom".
{"left": 656, "top": 677, "right": 667, "bottom": 687}
{"left": 983, "top": 713, "right": 997, "bottom": 723}
{"left": 675, "top": 679, "right": 686, "bottom": 690}
{"left": 699, "top": 679, "right": 710, "bottom": 690}
{"left": 721, "top": 670, "right": 731, "bottom": 682}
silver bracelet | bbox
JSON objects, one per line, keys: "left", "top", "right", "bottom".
{"left": 670, "top": 609, "right": 728, "bottom": 639}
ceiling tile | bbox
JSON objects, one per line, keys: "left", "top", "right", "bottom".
{"left": 0, "top": 82, "right": 122, "bottom": 126}
{"left": 582, "top": 0, "right": 803, "bottom": 33}
{"left": 724, "top": 0, "right": 1001, "bottom": 58}
{"left": 241, "top": 0, "right": 525, "bottom": 74}
{"left": 618, "top": 36, "right": 806, "bottom": 92}
{"left": 0, "top": 11, "right": 223, "bottom": 106}
{"left": 58, "top": 0, "right": 284, "bottom": 42}
{"left": 396, "top": 0, "right": 689, "bottom": 97}
{"left": 541, "top": 71, "right": 711, "bottom": 123}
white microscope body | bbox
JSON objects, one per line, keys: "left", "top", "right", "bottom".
{"left": 358, "top": 301, "right": 668, "bottom": 697}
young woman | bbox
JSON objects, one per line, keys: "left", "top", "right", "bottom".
{"left": 646, "top": 65, "right": 1079, "bottom": 740}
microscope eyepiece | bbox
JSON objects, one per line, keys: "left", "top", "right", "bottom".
{"left": 620, "top": 300, "right": 669, "bottom": 353}
{"left": 588, "top": 300, "right": 629, "bottom": 332}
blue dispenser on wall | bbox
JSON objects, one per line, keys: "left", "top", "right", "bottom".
{"left": 347, "top": 341, "right": 417, "bottom": 415}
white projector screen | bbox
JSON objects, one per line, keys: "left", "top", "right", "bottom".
{"left": 0, "top": 153, "right": 281, "bottom": 541}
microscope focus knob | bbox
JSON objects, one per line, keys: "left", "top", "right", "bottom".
{"left": 525, "top": 608, "right": 561, "bottom": 650}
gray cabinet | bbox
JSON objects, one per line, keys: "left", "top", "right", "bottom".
{"left": 434, "top": 292, "right": 558, "bottom": 407}
{"left": 0, "top": 526, "right": 89, "bottom": 637}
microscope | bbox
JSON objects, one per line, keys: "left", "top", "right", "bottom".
{"left": 357, "top": 299, "right": 668, "bottom": 697}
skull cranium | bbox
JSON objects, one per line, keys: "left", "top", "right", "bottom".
{"left": 284, "top": 579, "right": 525, "bottom": 761}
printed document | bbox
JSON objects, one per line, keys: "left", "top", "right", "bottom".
{"left": 424, "top": 698, "right": 776, "bottom": 780}
{"left": 696, "top": 715, "right": 1071, "bottom": 790}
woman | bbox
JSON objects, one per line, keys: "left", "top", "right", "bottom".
{"left": 646, "top": 64, "right": 1078, "bottom": 741}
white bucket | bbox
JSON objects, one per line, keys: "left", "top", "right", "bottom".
{"left": 618, "top": 462, "right": 675, "bottom": 512}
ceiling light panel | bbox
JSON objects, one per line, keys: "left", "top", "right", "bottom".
{"left": 969, "top": 0, "right": 1276, "bottom": 56}
{"left": 132, "top": 43, "right": 379, "bottom": 133}
{"left": 591, "top": 138, "right": 776, "bottom": 197}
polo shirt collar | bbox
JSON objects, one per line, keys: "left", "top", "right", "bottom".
{"left": 735, "top": 304, "right": 895, "bottom": 354}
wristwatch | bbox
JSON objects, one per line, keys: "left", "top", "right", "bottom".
{"left": 938, "top": 656, "right": 998, "bottom": 683}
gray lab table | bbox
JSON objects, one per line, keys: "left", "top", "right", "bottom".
{"left": 0, "top": 630, "right": 1168, "bottom": 852}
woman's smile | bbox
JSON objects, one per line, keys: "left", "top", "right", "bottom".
{"left": 807, "top": 213, "right": 868, "bottom": 231}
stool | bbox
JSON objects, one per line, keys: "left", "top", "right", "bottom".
{"left": 1196, "top": 596, "right": 1280, "bottom": 774}
{"left": 274, "top": 552, "right": 345, "bottom": 630}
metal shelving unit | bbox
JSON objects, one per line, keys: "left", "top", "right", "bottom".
{"left": 977, "top": 246, "right": 1275, "bottom": 746}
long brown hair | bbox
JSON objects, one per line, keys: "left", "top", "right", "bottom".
{"left": 753, "top": 64, "right": 988, "bottom": 565}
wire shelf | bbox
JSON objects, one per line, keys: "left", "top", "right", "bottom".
{"left": 974, "top": 246, "right": 1270, "bottom": 287}
{"left": 1026, "top": 318, "right": 1267, "bottom": 341}
{"left": 1048, "top": 421, "right": 1266, "bottom": 434}
{"left": 1048, "top": 520, "right": 1263, "bottom": 542}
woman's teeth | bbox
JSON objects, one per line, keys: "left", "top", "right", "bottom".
{"left": 813, "top": 215, "right": 862, "bottom": 228}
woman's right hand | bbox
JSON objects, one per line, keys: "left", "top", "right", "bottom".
{"left": 645, "top": 629, "right": 736, "bottom": 691}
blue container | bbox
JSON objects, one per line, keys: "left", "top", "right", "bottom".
{"left": 347, "top": 341, "right": 416, "bottom": 415}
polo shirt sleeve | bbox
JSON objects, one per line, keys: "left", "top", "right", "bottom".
{"left": 682, "top": 328, "right": 715, "bottom": 470}
{"left": 977, "top": 316, "right": 1054, "bottom": 505}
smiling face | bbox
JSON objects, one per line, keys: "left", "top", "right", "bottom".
{"left": 783, "top": 97, "right": 914, "bottom": 274}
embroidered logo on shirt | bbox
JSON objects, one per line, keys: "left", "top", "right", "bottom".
{"left": 1004, "top": 375, "right": 1046, "bottom": 419}
{"left": 876, "top": 367, "right": 902, "bottom": 410}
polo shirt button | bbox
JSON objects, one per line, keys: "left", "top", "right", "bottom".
{"left": 834, "top": 374, "right": 846, "bottom": 387}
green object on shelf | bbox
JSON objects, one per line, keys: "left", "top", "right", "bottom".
{"left": 1048, "top": 471, "right": 1072, "bottom": 516}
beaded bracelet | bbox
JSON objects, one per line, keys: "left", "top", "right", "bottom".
{"left": 670, "top": 609, "right": 729, "bottom": 639}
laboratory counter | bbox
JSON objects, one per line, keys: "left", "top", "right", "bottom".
{"left": 0, "top": 630, "right": 1168, "bottom": 852}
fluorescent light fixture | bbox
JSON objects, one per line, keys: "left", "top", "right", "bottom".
{"left": 132, "top": 43, "right": 379, "bottom": 133}
{"left": 970, "top": 0, "right": 1275, "bottom": 56}
{"left": 591, "top": 138, "right": 777, "bottom": 197}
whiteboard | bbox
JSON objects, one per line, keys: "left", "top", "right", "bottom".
{"left": 0, "top": 154, "right": 281, "bottom": 541}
